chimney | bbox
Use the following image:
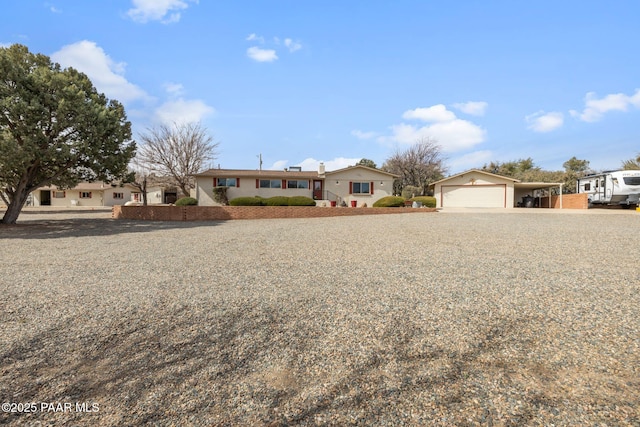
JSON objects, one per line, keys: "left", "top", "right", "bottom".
{"left": 318, "top": 162, "right": 325, "bottom": 177}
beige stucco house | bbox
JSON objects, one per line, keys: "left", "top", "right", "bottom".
{"left": 431, "top": 169, "right": 564, "bottom": 208}
{"left": 193, "top": 164, "right": 399, "bottom": 207}
{"left": 30, "top": 182, "right": 137, "bottom": 207}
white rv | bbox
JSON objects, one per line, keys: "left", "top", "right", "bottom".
{"left": 577, "top": 170, "right": 640, "bottom": 208}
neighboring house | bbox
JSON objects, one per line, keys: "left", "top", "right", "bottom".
{"left": 130, "top": 186, "right": 180, "bottom": 205}
{"left": 193, "top": 164, "right": 399, "bottom": 207}
{"left": 30, "top": 182, "right": 137, "bottom": 207}
{"left": 431, "top": 169, "right": 564, "bottom": 208}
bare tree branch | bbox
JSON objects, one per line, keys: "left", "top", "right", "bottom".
{"left": 136, "top": 122, "right": 219, "bottom": 198}
{"left": 382, "top": 137, "right": 447, "bottom": 195}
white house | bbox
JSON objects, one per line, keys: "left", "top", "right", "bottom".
{"left": 193, "top": 164, "right": 399, "bottom": 207}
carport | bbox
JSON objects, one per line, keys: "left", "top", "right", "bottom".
{"left": 431, "top": 169, "right": 565, "bottom": 208}
{"left": 514, "top": 182, "right": 564, "bottom": 208}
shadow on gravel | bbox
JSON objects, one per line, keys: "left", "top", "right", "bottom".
{"left": 0, "top": 218, "right": 223, "bottom": 239}
{"left": 3, "top": 302, "right": 636, "bottom": 426}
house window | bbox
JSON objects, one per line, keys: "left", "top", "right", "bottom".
{"left": 113, "top": 192, "right": 124, "bottom": 199}
{"left": 352, "top": 182, "right": 371, "bottom": 194}
{"left": 584, "top": 183, "right": 591, "bottom": 191}
{"left": 54, "top": 191, "right": 65, "bottom": 198}
{"left": 80, "top": 191, "right": 92, "bottom": 199}
{"left": 216, "top": 178, "right": 237, "bottom": 187}
{"left": 260, "top": 179, "right": 282, "bottom": 188}
{"left": 287, "top": 180, "right": 309, "bottom": 189}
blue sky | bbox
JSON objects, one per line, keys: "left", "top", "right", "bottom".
{"left": 2, "top": 1, "right": 639, "bottom": 174}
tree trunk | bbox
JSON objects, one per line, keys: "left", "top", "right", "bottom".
{"left": 1, "top": 191, "right": 29, "bottom": 224}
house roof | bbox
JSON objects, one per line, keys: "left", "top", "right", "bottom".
{"left": 194, "top": 168, "right": 319, "bottom": 179}
{"left": 39, "top": 182, "right": 136, "bottom": 191}
{"left": 430, "top": 169, "right": 521, "bottom": 185}
{"left": 325, "top": 164, "right": 399, "bottom": 178}
{"left": 194, "top": 165, "right": 399, "bottom": 179}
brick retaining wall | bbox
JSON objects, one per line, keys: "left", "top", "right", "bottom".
{"left": 112, "top": 205, "right": 437, "bottom": 221}
{"left": 539, "top": 193, "right": 588, "bottom": 209}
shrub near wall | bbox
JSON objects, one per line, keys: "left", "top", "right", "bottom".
{"left": 409, "top": 196, "right": 436, "bottom": 208}
{"left": 229, "top": 197, "right": 264, "bottom": 206}
{"left": 288, "top": 196, "right": 316, "bottom": 206}
{"left": 175, "top": 197, "right": 198, "bottom": 206}
{"left": 373, "top": 196, "right": 406, "bottom": 207}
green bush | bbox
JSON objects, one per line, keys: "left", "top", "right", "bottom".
{"left": 175, "top": 197, "right": 198, "bottom": 206}
{"left": 409, "top": 196, "right": 436, "bottom": 208}
{"left": 229, "top": 196, "right": 264, "bottom": 206}
{"left": 373, "top": 196, "right": 406, "bottom": 207}
{"left": 288, "top": 196, "right": 316, "bottom": 206}
{"left": 264, "top": 196, "right": 290, "bottom": 206}
{"left": 212, "top": 187, "right": 229, "bottom": 205}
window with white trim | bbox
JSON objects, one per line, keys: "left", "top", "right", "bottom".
{"left": 260, "top": 179, "right": 282, "bottom": 188}
{"left": 54, "top": 191, "right": 65, "bottom": 198}
{"left": 80, "top": 191, "right": 92, "bottom": 199}
{"left": 287, "top": 180, "right": 309, "bottom": 189}
{"left": 113, "top": 192, "right": 124, "bottom": 199}
{"left": 352, "top": 182, "right": 370, "bottom": 194}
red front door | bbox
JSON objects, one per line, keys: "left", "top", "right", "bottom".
{"left": 313, "top": 180, "right": 323, "bottom": 200}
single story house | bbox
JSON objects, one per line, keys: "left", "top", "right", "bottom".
{"left": 29, "top": 182, "right": 179, "bottom": 207}
{"left": 430, "top": 169, "right": 564, "bottom": 208}
{"left": 193, "top": 164, "right": 399, "bottom": 207}
{"left": 29, "top": 182, "right": 140, "bottom": 207}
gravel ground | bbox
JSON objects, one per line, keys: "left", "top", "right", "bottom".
{"left": 1, "top": 209, "right": 639, "bottom": 426}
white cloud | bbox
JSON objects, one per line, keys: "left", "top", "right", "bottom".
{"left": 525, "top": 111, "right": 564, "bottom": 132}
{"left": 247, "top": 46, "right": 278, "bottom": 62}
{"left": 0, "top": 42, "right": 11, "bottom": 48}
{"left": 570, "top": 89, "right": 640, "bottom": 122}
{"left": 270, "top": 160, "right": 289, "bottom": 170}
{"left": 383, "top": 104, "right": 486, "bottom": 152}
{"left": 284, "top": 38, "right": 302, "bottom": 52}
{"left": 452, "top": 101, "right": 488, "bottom": 116}
{"left": 449, "top": 150, "right": 494, "bottom": 172}
{"left": 351, "top": 129, "right": 377, "bottom": 140}
{"left": 402, "top": 105, "right": 456, "bottom": 122}
{"left": 51, "top": 40, "right": 147, "bottom": 104}
{"left": 298, "top": 157, "right": 362, "bottom": 171}
{"left": 154, "top": 98, "right": 215, "bottom": 123}
{"left": 127, "top": 0, "right": 197, "bottom": 24}
{"left": 163, "top": 82, "right": 184, "bottom": 97}
{"left": 246, "top": 33, "right": 265, "bottom": 43}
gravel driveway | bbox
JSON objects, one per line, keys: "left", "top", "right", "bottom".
{"left": 1, "top": 210, "right": 639, "bottom": 425}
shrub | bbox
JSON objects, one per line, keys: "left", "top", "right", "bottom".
{"left": 288, "top": 196, "right": 316, "bottom": 206}
{"left": 229, "top": 196, "right": 264, "bottom": 206}
{"left": 175, "top": 197, "right": 198, "bottom": 206}
{"left": 264, "top": 196, "right": 290, "bottom": 206}
{"left": 373, "top": 196, "right": 406, "bottom": 207}
{"left": 409, "top": 196, "right": 436, "bottom": 208}
{"left": 212, "top": 186, "right": 229, "bottom": 205}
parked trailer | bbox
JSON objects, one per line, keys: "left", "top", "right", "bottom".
{"left": 577, "top": 170, "right": 640, "bottom": 208}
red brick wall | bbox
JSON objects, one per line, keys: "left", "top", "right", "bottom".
{"left": 112, "top": 205, "right": 437, "bottom": 221}
{"left": 539, "top": 193, "right": 588, "bottom": 209}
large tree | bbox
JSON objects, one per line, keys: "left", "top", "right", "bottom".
{"left": 0, "top": 44, "right": 135, "bottom": 224}
{"left": 135, "top": 122, "right": 218, "bottom": 198}
{"left": 382, "top": 137, "right": 447, "bottom": 195}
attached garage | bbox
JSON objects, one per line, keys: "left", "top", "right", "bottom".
{"left": 441, "top": 184, "right": 507, "bottom": 208}
{"left": 431, "top": 170, "right": 518, "bottom": 209}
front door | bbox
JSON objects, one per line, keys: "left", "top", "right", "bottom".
{"left": 40, "top": 190, "right": 51, "bottom": 206}
{"left": 313, "top": 180, "right": 323, "bottom": 200}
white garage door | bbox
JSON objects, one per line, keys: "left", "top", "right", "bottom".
{"left": 441, "top": 185, "right": 506, "bottom": 208}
